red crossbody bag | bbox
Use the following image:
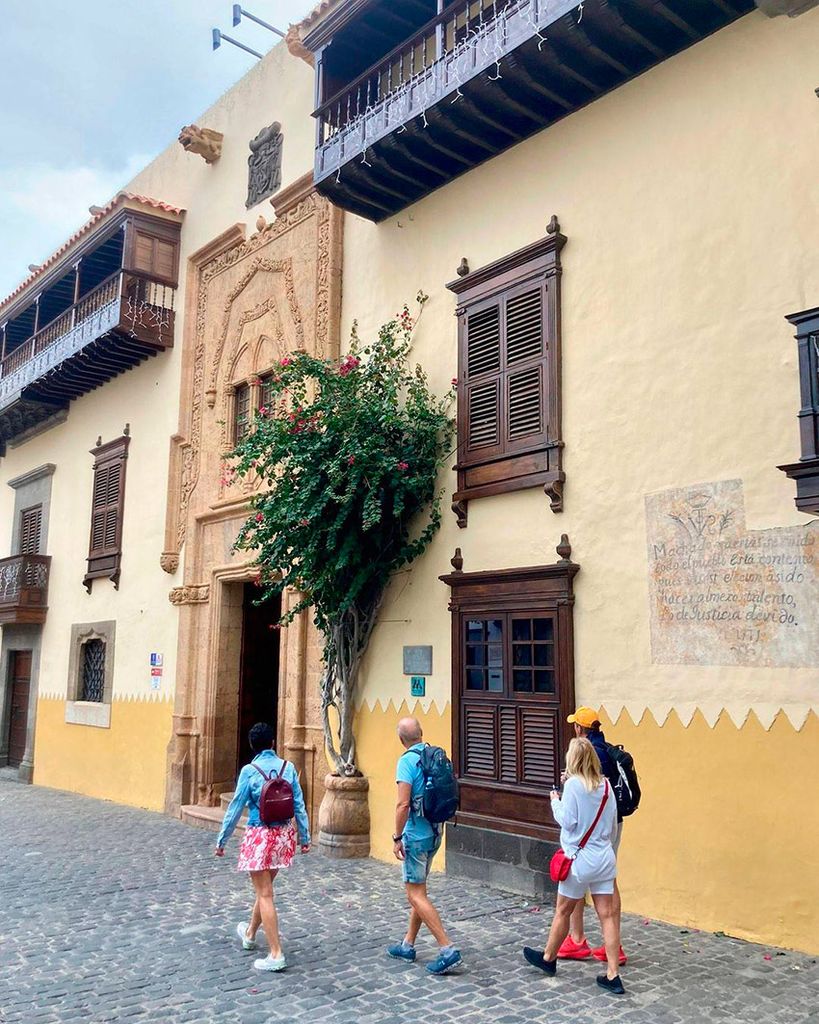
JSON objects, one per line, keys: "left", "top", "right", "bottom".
{"left": 549, "top": 780, "right": 610, "bottom": 883}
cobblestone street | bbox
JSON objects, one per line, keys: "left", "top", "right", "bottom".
{"left": 1, "top": 782, "right": 817, "bottom": 1024}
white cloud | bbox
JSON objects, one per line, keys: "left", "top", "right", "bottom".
{"left": 0, "top": 155, "right": 151, "bottom": 299}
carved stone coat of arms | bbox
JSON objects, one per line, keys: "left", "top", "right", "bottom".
{"left": 246, "top": 122, "right": 284, "bottom": 207}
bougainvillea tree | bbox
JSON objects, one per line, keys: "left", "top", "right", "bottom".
{"left": 231, "top": 295, "right": 453, "bottom": 776}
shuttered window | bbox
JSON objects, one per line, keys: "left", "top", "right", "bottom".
{"left": 19, "top": 505, "right": 42, "bottom": 555}
{"left": 131, "top": 228, "right": 178, "bottom": 285}
{"left": 459, "top": 612, "right": 561, "bottom": 794}
{"left": 460, "top": 283, "right": 548, "bottom": 466}
{"left": 448, "top": 227, "right": 566, "bottom": 525}
{"left": 84, "top": 434, "right": 130, "bottom": 592}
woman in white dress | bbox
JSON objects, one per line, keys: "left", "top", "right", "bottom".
{"left": 523, "top": 737, "right": 625, "bottom": 995}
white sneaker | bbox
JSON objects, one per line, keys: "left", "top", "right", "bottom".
{"left": 236, "top": 922, "right": 257, "bottom": 950}
{"left": 253, "top": 954, "right": 286, "bottom": 972}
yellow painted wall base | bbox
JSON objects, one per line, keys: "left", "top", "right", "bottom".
{"left": 356, "top": 701, "right": 819, "bottom": 954}
{"left": 33, "top": 697, "right": 174, "bottom": 812}
{"left": 355, "top": 700, "right": 451, "bottom": 867}
{"left": 600, "top": 708, "right": 819, "bottom": 955}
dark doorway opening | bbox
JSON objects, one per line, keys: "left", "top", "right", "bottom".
{"left": 8, "top": 651, "right": 32, "bottom": 768}
{"left": 236, "top": 585, "right": 281, "bottom": 774}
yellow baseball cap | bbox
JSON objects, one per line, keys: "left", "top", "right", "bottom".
{"left": 567, "top": 706, "right": 600, "bottom": 729}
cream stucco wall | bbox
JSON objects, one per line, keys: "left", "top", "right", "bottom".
{"left": 347, "top": 9, "right": 819, "bottom": 726}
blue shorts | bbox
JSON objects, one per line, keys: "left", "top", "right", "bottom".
{"left": 402, "top": 835, "right": 441, "bottom": 885}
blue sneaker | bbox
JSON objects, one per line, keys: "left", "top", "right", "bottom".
{"left": 387, "top": 942, "right": 417, "bottom": 962}
{"left": 426, "top": 948, "right": 462, "bottom": 975}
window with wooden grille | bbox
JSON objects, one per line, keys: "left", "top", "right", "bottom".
{"left": 84, "top": 433, "right": 130, "bottom": 592}
{"left": 447, "top": 223, "right": 566, "bottom": 527}
{"left": 442, "top": 552, "right": 578, "bottom": 842}
{"left": 80, "top": 640, "right": 106, "bottom": 703}
{"left": 234, "top": 383, "right": 252, "bottom": 443}
{"left": 19, "top": 505, "right": 42, "bottom": 555}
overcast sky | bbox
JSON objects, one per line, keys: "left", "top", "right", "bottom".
{"left": 0, "top": 0, "right": 312, "bottom": 300}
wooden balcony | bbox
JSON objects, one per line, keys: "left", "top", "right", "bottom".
{"left": 0, "top": 271, "right": 175, "bottom": 452}
{"left": 779, "top": 307, "right": 819, "bottom": 516}
{"left": 311, "top": 0, "right": 754, "bottom": 220}
{"left": 0, "top": 554, "right": 51, "bottom": 625}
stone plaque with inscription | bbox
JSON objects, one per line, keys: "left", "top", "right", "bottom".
{"left": 646, "top": 479, "right": 818, "bottom": 667}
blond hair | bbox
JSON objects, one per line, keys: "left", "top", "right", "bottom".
{"left": 565, "top": 737, "right": 603, "bottom": 792}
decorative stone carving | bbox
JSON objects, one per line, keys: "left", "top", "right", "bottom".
{"left": 178, "top": 125, "right": 224, "bottom": 164}
{"left": 285, "top": 24, "right": 314, "bottom": 66}
{"left": 169, "top": 584, "right": 210, "bottom": 606}
{"left": 247, "top": 123, "right": 284, "bottom": 207}
{"left": 160, "top": 552, "right": 179, "bottom": 574}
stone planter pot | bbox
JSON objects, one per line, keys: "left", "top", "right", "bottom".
{"left": 318, "top": 772, "right": 370, "bottom": 859}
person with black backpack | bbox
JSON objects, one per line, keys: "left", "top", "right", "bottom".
{"left": 556, "top": 707, "right": 641, "bottom": 968}
{"left": 215, "top": 722, "right": 311, "bottom": 973}
{"left": 386, "top": 717, "right": 462, "bottom": 975}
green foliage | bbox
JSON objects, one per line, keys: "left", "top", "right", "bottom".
{"left": 230, "top": 296, "right": 453, "bottom": 770}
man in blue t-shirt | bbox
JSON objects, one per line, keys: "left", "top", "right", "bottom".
{"left": 386, "top": 716, "right": 462, "bottom": 975}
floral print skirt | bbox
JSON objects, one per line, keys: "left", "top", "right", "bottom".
{"left": 236, "top": 823, "right": 296, "bottom": 872}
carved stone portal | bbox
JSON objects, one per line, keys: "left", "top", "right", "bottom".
{"left": 163, "top": 174, "right": 343, "bottom": 832}
{"left": 178, "top": 125, "right": 224, "bottom": 165}
{"left": 247, "top": 123, "right": 283, "bottom": 207}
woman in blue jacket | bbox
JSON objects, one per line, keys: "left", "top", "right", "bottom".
{"left": 215, "top": 721, "right": 310, "bottom": 972}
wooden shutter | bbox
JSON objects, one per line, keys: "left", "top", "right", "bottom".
{"left": 19, "top": 506, "right": 42, "bottom": 555}
{"left": 89, "top": 460, "right": 124, "bottom": 557}
{"left": 85, "top": 434, "right": 129, "bottom": 591}
{"left": 504, "top": 284, "right": 547, "bottom": 451}
{"left": 132, "top": 230, "right": 177, "bottom": 282}
{"left": 519, "top": 706, "right": 558, "bottom": 787}
{"left": 462, "top": 301, "right": 503, "bottom": 463}
{"left": 460, "top": 284, "right": 548, "bottom": 465}
{"left": 462, "top": 704, "right": 497, "bottom": 778}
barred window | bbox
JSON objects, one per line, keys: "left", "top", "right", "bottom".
{"left": 81, "top": 640, "right": 106, "bottom": 703}
{"left": 235, "top": 383, "right": 251, "bottom": 443}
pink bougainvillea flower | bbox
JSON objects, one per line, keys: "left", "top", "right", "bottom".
{"left": 347, "top": 455, "right": 355, "bottom": 465}
{"left": 255, "top": 512, "right": 264, "bottom": 523}
{"left": 299, "top": 518, "right": 310, "bottom": 527}
{"left": 397, "top": 461, "right": 409, "bottom": 471}
{"left": 258, "top": 406, "right": 268, "bottom": 417}
{"left": 280, "top": 356, "right": 292, "bottom": 367}
{"left": 451, "top": 377, "right": 458, "bottom": 386}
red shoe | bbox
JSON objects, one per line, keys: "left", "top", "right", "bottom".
{"left": 592, "top": 944, "right": 627, "bottom": 966}
{"left": 557, "top": 936, "right": 592, "bottom": 960}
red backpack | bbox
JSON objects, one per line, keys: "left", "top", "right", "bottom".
{"left": 251, "top": 761, "right": 294, "bottom": 825}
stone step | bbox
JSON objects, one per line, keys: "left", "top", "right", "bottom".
{"left": 179, "top": 803, "right": 246, "bottom": 835}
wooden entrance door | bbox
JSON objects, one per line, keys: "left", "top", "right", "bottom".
{"left": 236, "top": 586, "right": 281, "bottom": 774}
{"left": 8, "top": 651, "right": 32, "bottom": 768}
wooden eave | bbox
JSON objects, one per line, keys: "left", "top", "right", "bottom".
{"left": 302, "top": 0, "right": 377, "bottom": 50}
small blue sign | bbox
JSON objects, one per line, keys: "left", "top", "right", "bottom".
{"left": 410, "top": 676, "right": 426, "bottom": 698}
{"left": 150, "top": 653, "right": 163, "bottom": 667}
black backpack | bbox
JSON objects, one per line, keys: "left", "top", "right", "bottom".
{"left": 410, "top": 745, "right": 460, "bottom": 824}
{"left": 604, "top": 743, "right": 641, "bottom": 817}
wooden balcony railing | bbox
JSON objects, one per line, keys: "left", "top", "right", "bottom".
{"left": 0, "top": 554, "right": 51, "bottom": 625}
{"left": 0, "top": 271, "right": 175, "bottom": 404}
{"left": 317, "top": 0, "right": 520, "bottom": 144}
